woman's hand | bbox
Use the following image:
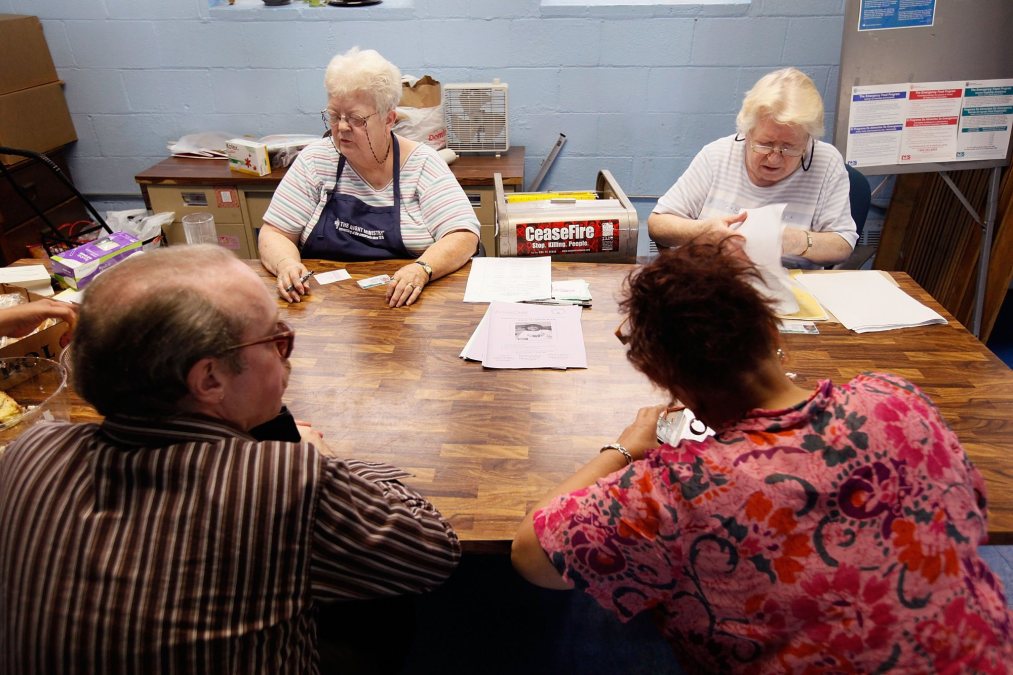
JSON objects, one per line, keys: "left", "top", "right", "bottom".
{"left": 701, "top": 211, "right": 747, "bottom": 236}
{"left": 0, "top": 299, "right": 78, "bottom": 338}
{"left": 616, "top": 404, "right": 668, "bottom": 461}
{"left": 275, "top": 258, "right": 310, "bottom": 303}
{"left": 386, "top": 262, "right": 429, "bottom": 308}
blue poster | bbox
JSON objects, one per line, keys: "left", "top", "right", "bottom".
{"left": 859, "top": 0, "right": 935, "bottom": 31}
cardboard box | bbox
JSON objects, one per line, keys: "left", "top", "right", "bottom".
{"left": 0, "top": 284, "right": 71, "bottom": 361}
{"left": 226, "top": 138, "right": 271, "bottom": 176}
{"left": 0, "top": 15, "right": 60, "bottom": 96}
{"left": 51, "top": 232, "right": 142, "bottom": 290}
{"left": 0, "top": 82, "right": 78, "bottom": 165}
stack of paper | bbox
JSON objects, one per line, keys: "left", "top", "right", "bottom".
{"left": 796, "top": 272, "right": 946, "bottom": 333}
{"left": 167, "top": 131, "right": 237, "bottom": 159}
{"left": 460, "top": 301, "right": 587, "bottom": 369}
{"left": 0, "top": 265, "right": 54, "bottom": 297}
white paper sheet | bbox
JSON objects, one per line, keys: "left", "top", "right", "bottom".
{"left": 737, "top": 203, "right": 800, "bottom": 315}
{"left": 463, "top": 257, "right": 552, "bottom": 303}
{"left": 797, "top": 272, "right": 946, "bottom": 333}
{"left": 314, "top": 269, "right": 351, "bottom": 285}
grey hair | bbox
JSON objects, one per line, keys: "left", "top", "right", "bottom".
{"left": 736, "top": 67, "right": 825, "bottom": 139}
{"left": 323, "top": 46, "right": 402, "bottom": 115}
{"left": 72, "top": 245, "right": 248, "bottom": 417}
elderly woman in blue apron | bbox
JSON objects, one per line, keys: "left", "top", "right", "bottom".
{"left": 259, "top": 47, "right": 480, "bottom": 308}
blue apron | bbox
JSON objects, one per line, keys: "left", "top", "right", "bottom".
{"left": 301, "top": 133, "right": 411, "bottom": 261}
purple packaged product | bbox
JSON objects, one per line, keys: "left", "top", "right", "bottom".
{"left": 51, "top": 231, "right": 142, "bottom": 290}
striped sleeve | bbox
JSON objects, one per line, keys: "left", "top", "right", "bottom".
{"left": 413, "top": 148, "right": 481, "bottom": 241}
{"left": 262, "top": 140, "right": 333, "bottom": 239}
{"left": 309, "top": 456, "right": 461, "bottom": 601}
{"left": 652, "top": 140, "right": 717, "bottom": 219}
{"left": 810, "top": 143, "right": 859, "bottom": 246}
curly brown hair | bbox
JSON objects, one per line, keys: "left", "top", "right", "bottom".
{"left": 619, "top": 236, "right": 781, "bottom": 427}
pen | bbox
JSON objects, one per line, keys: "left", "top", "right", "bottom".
{"left": 285, "top": 271, "right": 314, "bottom": 293}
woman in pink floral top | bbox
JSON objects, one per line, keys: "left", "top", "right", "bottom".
{"left": 511, "top": 236, "right": 1012, "bottom": 673}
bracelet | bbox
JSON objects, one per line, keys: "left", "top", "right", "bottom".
{"left": 600, "top": 443, "right": 633, "bottom": 465}
{"left": 800, "top": 231, "right": 813, "bottom": 257}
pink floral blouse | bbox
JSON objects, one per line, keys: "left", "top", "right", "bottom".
{"left": 534, "top": 373, "right": 1012, "bottom": 673}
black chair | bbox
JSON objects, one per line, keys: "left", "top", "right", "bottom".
{"left": 838, "top": 164, "right": 875, "bottom": 269}
{"left": 845, "top": 163, "right": 872, "bottom": 238}
{"left": 0, "top": 145, "right": 113, "bottom": 256}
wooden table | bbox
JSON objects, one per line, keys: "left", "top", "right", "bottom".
{"left": 49, "top": 258, "right": 1013, "bottom": 550}
{"left": 241, "top": 260, "right": 1013, "bottom": 551}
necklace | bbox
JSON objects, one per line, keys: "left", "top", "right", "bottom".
{"left": 366, "top": 130, "right": 391, "bottom": 165}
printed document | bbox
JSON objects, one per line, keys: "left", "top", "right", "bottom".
{"left": 463, "top": 256, "right": 552, "bottom": 303}
{"left": 460, "top": 301, "right": 587, "bottom": 369}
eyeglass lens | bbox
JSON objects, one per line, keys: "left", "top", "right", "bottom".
{"left": 750, "top": 142, "right": 803, "bottom": 157}
{"left": 321, "top": 110, "right": 371, "bottom": 128}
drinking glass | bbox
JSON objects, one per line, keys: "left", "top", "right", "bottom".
{"left": 181, "top": 212, "right": 218, "bottom": 245}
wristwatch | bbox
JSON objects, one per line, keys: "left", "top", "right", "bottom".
{"left": 414, "top": 260, "right": 433, "bottom": 280}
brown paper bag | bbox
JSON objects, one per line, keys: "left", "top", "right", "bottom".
{"left": 395, "top": 75, "right": 446, "bottom": 150}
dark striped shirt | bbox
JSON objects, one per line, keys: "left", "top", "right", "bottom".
{"left": 0, "top": 415, "right": 460, "bottom": 674}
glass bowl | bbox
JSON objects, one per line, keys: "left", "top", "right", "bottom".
{"left": 0, "top": 356, "right": 70, "bottom": 451}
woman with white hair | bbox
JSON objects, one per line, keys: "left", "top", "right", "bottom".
{"left": 647, "top": 67, "right": 857, "bottom": 268}
{"left": 259, "top": 47, "right": 480, "bottom": 307}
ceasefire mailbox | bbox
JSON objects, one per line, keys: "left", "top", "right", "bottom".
{"left": 494, "top": 170, "right": 638, "bottom": 263}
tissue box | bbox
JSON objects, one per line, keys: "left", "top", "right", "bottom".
{"left": 226, "top": 138, "right": 271, "bottom": 176}
{"left": 51, "top": 232, "right": 142, "bottom": 290}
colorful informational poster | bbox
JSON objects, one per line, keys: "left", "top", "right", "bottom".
{"left": 956, "top": 80, "right": 1013, "bottom": 161}
{"left": 514, "top": 220, "right": 619, "bottom": 256}
{"left": 845, "top": 77, "right": 1013, "bottom": 167}
{"left": 846, "top": 84, "right": 907, "bottom": 166}
{"left": 858, "top": 0, "right": 935, "bottom": 31}
{"left": 899, "top": 82, "right": 963, "bottom": 163}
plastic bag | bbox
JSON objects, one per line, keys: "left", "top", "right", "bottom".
{"left": 108, "top": 209, "right": 171, "bottom": 250}
{"left": 394, "top": 75, "right": 447, "bottom": 150}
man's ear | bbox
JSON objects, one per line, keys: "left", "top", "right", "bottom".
{"left": 186, "top": 357, "right": 227, "bottom": 406}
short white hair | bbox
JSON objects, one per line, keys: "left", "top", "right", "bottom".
{"left": 323, "top": 47, "right": 402, "bottom": 115}
{"left": 736, "top": 67, "right": 825, "bottom": 139}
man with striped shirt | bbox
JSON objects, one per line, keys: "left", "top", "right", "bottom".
{"left": 0, "top": 245, "right": 460, "bottom": 674}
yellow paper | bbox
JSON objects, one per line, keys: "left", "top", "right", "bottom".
{"left": 778, "top": 272, "right": 829, "bottom": 321}
{"left": 506, "top": 191, "right": 598, "bottom": 203}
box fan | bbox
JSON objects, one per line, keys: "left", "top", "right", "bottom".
{"left": 443, "top": 80, "right": 509, "bottom": 154}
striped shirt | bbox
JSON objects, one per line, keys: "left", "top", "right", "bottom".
{"left": 653, "top": 135, "right": 858, "bottom": 268}
{"left": 0, "top": 416, "right": 460, "bottom": 675}
{"left": 264, "top": 138, "right": 480, "bottom": 256}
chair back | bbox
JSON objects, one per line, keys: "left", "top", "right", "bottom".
{"left": 845, "top": 164, "right": 872, "bottom": 238}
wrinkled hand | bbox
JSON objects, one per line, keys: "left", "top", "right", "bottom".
{"left": 0, "top": 299, "right": 78, "bottom": 338}
{"left": 385, "top": 262, "right": 429, "bottom": 308}
{"left": 616, "top": 404, "right": 668, "bottom": 462}
{"left": 276, "top": 259, "right": 310, "bottom": 303}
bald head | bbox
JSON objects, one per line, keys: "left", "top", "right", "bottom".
{"left": 73, "top": 246, "right": 270, "bottom": 417}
